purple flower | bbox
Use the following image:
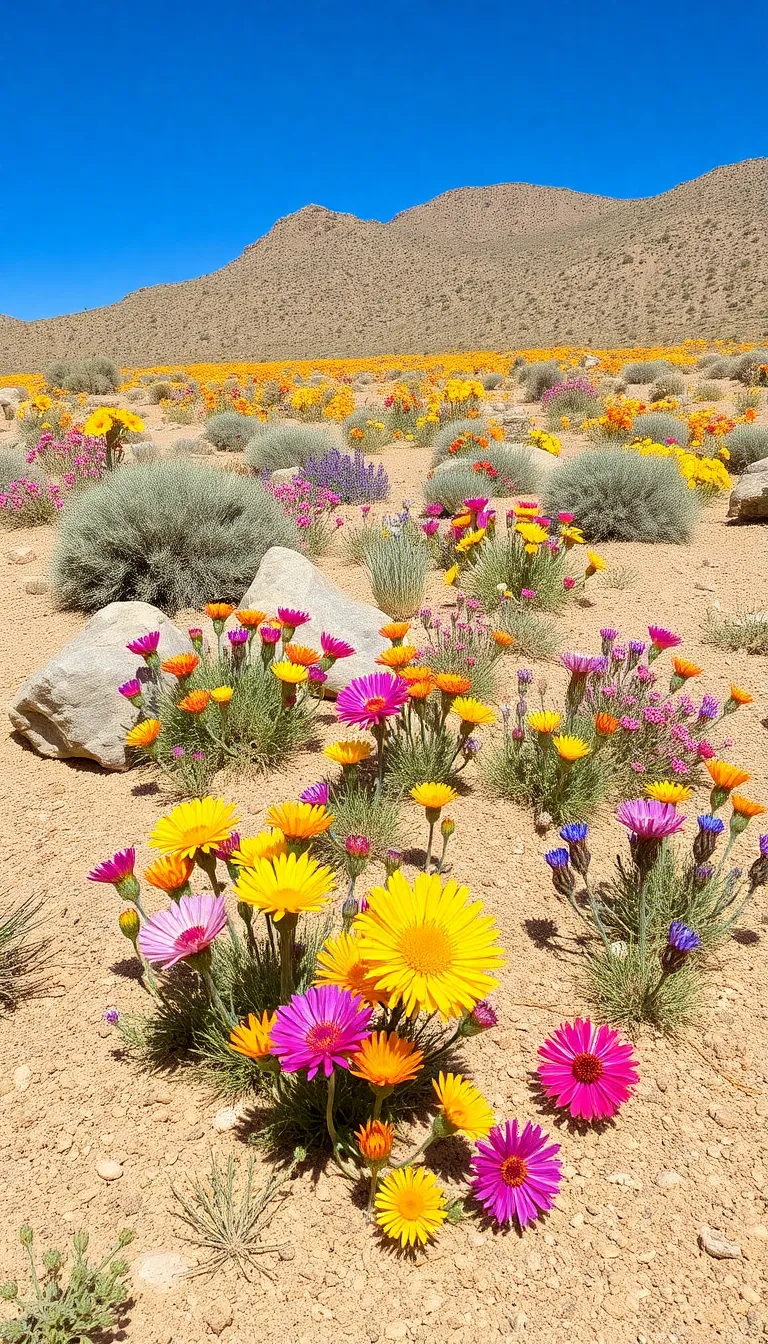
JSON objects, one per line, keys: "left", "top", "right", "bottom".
{"left": 300, "top": 780, "right": 330, "bottom": 806}
{"left": 227, "top": 628, "right": 249, "bottom": 646}
{"left": 118, "top": 678, "right": 143, "bottom": 702}
{"left": 545, "top": 847, "right": 570, "bottom": 869}
{"left": 600, "top": 627, "right": 618, "bottom": 644}
{"left": 697, "top": 694, "right": 719, "bottom": 721}
{"left": 668, "top": 921, "right": 701, "bottom": 951}
{"left": 88, "top": 848, "right": 136, "bottom": 886}
{"left": 560, "top": 652, "right": 604, "bottom": 676}
{"left": 103, "top": 1007, "right": 120, "bottom": 1026}
{"left": 270, "top": 985, "right": 373, "bottom": 1079}
{"left": 309, "top": 666, "right": 327, "bottom": 683}
{"left": 126, "top": 631, "right": 160, "bottom": 659}
{"left": 301, "top": 448, "right": 389, "bottom": 504}
{"left": 619, "top": 716, "right": 641, "bottom": 732}
{"left": 172, "top": 745, "right": 185, "bottom": 759}
{"left": 517, "top": 668, "right": 533, "bottom": 685}
{"left": 470, "top": 1120, "right": 562, "bottom": 1228}
{"left": 760, "top": 834, "right": 768, "bottom": 858}
{"left": 616, "top": 799, "right": 686, "bottom": 840}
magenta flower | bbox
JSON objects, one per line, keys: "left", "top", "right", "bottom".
{"left": 562, "top": 577, "right": 576, "bottom": 591}
{"left": 88, "top": 848, "right": 136, "bottom": 886}
{"left": 423, "top": 502, "right": 444, "bottom": 518}
{"left": 309, "top": 666, "right": 327, "bottom": 683}
{"left": 336, "top": 672, "right": 408, "bottom": 731}
{"left": 463, "top": 496, "right": 489, "bottom": 513}
{"left": 126, "top": 631, "right": 160, "bottom": 659}
{"left": 560, "top": 651, "right": 604, "bottom": 675}
{"left": 270, "top": 984, "right": 372, "bottom": 1079}
{"left": 137, "top": 893, "right": 227, "bottom": 969}
{"left": 118, "top": 678, "right": 143, "bottom": 702}
{"left": 260, "top": 625, "right": 281, "bottom": 644}
{"left": 422, "top": 519, "right": 440, "bottom": 537}
{"left": 470, "top": 1120, "right": 562, "bottom": 1228}
{"left": 616, "top": 798, "right": 685, "bottom": 840}
{"left": 537, "top": 1018, "right": 639, "bottom": 1121}
{"left": 227, "top": 628, "right": 249, "bottom": 645}
{"left": 300, "top": 780, "right": 330, "bottom": 806}
{"left": 320, "top": 632, "right": 355, "bottom": 661}
{"left": 277, "top": 607, "right": 310, "bottom": 630}
{"left": 647, "top": 625, "right": 682, "bottom": 660}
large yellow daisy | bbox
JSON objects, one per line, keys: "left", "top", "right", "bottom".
{"left": 265, "top": 801, "right": 334, "bottom": 840}
{"left": 314, "top": 931, "right": 390, "bottom": 1005}
{"left": 231, "top": 830, "right": 288, "bottom": 866}
{"left": 149, "top": 797, "right": 239, "bottom": 858}
{"left": 527, "top": 710, "right": 562, "bottom": 735}
{"left": 323, "top": 739, "right": 373, "bottom": 767}
{"left": 450, "top": 696, "right": 496, "bottom": 727}
{"left": 354, "top": 870, "right": 504, "bottom": 1019}
{"left": 375, "top": 1167, "right": 447, "bottom": 1247}
{"left": 235, "top": 851, "right": 335, "bottom": 921}
{"left": 410, "top": 782, "right": 458, "bottom": 812}
{"left": 433, "top": 1071, "right": 494, "bottom": 1139}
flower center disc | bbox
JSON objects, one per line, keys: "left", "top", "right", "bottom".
{"left": 571, "top": 1051, "right": 604, "bottom": 1084}
{"left": 175, "top": 925, "right": 206, "bottom": 951}
{"left": 398, "top": 1191, "right": 426, "bottom": 1219}
{"left": 365, "top": 696, "right": 387, "bottom": 715}
{"left": 305, "top": 1021, "right": 342, "bottom": 1053}
{"left": 398, "top": 923, "right": 453, "bottom": 975}
{"left": 500, "top": 1155, "right": 528, "bottom": 1188}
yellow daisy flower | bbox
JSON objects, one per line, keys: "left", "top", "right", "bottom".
{"left": 552, "top": 734, "right": 591, "bottom": 763}
{"left": 149, "top": 797, "right": 239, "bottom": 858}
{"left": 450, "top": 696, "right": 496, "bottom": 727}
{"left": 271, "top": 660, "right": 309, "bottom": 684}
{"left": 375, "top": 1167, "right": 447, "bottom": 1248}
{"left": 323, "top": 739, "right": 373, "bottom": 766}
{"left": 410, "top": 782, "right": 458, "bottom": 816}
{"left": 235, "top": 851, "right": 335, "bottom": 921}
{"left": 314, "top": 931, "right": 390, "bottom": 1005}
{"left": 433, "top": 1071, "right": 495, "bottom": 1139}
{"left": 265, "top": 800, "right": 334, "bottom": 839}
{"left": 231, "top": 830, "right": 288, "bottom": 866}
{"left": 229, "top": 1011, "right": 276, "bottom": 1061}
{"left": 527, "top": 710, "right": 562, "bottom": 735}
{"left": 645, "top": 780, "right": 692, "bottom": 805}
{"left": 125, "top": 718, "right": 161, "bottom": 749}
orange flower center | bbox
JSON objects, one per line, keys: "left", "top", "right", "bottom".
{"left": 365, "top": 695, "right": 387, "bottom": 715}
{"left": 398, "top": 923, "right": 453, "bottom": 975}
{"left": 571, "top": 1051, "right": 604, "bottom": 1084}
{"left": 500, "top": 1155, "right": 528, "bottom": 1188}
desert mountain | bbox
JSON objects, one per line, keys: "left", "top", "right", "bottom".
{"left": 1, "top": 160, "right": 767, "bottom": 369}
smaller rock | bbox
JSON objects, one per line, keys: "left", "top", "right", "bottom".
{"left": 211, "top": 1105, "right": 240, "bottom": 1133}
{"left": 606, "top": 1171, "right": 641, "bottom": 1190}
{"left": 694, "top": 581, "right": 716, "bottom": 593}
{"left": 708, "top": 1103, "right": 737, "bottom": 1129}
{"left": 133, "top": 1250, "right": 190, "bottom": 1291}
{"left": 740, "top": 1286, "right": 761, "bottom": 1305}
{"left": 6, "top": 546, "right": 36, "bottom": 564}
{"left": 727, "top": 469, "right": 768, "bottom": 521}
{"left": 271, "top": 467, "right": 299, "bottom": 484}
{"left": 23, "top": 577, "right": 49, "bottom": 596}
{"left": 96, "top": 1159, "right": 123, "bottom": 1182}
{"left": 278, "top": 1244, "right": 295, "bottom": 1261}
{"left": 204, "top": 1298, "right": 234, "bottom": 1336}
{"left": 698, "top": 1225, "right": 742, "bottom": 1260}
{"left": 384, "top": 1324, "right": 408, "bottom": 1341}
{"left": 656, "top": 1170, "right": 682, "bottom": 1189}
{"left": 13, "top": 1065, "right": 31, "bottom": 1091}
{"left": 56, "top": 1133, "right": 74, "bottom": 1154}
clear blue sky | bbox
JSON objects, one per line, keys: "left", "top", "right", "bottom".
{"left": 2, "top": 0, "right": 766, "bottom": 320}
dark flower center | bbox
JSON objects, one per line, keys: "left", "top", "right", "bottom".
{"left": 500, "top": 1155, "right": 528, "bottom": 1188}
{"left": 571, "top": 1051, "right": 603, "bottom": 1084}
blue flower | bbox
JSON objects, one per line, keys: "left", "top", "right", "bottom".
{"left": 668, "top": 921, "right": 702, "bottom": 952}
{"left": 697, "top": 815, "right": 725, "bottom": 834}
{"left": 544, "top": 847, "right": 570, "bottom": 869}
{"left": 559, "top": 822, "right": 588, "bottom": 844}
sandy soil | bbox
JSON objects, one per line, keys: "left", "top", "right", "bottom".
{"left": 0, "top": 392, "right": 767, "bottom": 1344}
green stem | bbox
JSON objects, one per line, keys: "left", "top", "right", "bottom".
{"left": 279, "top": 919, "right": 295, "bottom": 1000}
{"left": 201, "top": 967, "right": 236, "bottom": 1028}
{"left": 424, "top": 818, "right": 436, "bottom": 873}
{"left": 366, "top": 1168, "right": 380, "bottom": 1218}
{"left": 391, "top": 1128, "right": 436, "bottom": 1170}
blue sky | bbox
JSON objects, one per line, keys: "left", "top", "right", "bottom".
{"left": 2, "top": 0, "right": 766, "bottom": 319}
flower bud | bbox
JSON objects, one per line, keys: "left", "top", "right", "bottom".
{"left": 118, "top": 908, "right": 140, "bottom": 946}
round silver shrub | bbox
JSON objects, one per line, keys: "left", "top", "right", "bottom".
{"left": 631, "top": 411, "right": 690, "bottom": 446}
{"left": 51, "top": 460, "right": 296, "bottom": 613}
{"left": 542, "top": 449, "right": 699, "bottom": 543}
{"left": 245, "top": 423, "right": 338, "bottom": 475}
{"left": 722, "top": 424, "right": 768, "bottom": 473}
{"left": 431, "top": 418, "right": 489, "bottom": 465}
{"left": 203, "top": 411, "right": 254, "bottom": 452}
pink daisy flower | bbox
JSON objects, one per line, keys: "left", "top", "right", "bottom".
{"left": 270, "top": 984, "right": 372, "bottom": 1079}
{"left": 537, "top": 1018, "right": 639, "bottom": 1121}
{"left": 137, "top": 893, "right": 227, "bottom": 969}
{"left": 463, "top": 496, "right": 489, "bottom": 513}
{"left": 616, "top": 798, "right": 685, "bottom": 840}
{"left": 88, "top": 847, "right": 136, "bottom": 886}
{"left": 277, "top": 607, "right": 310, "bottom": 631}
{"left": 126, "top": 631, "right": 160, "bottom": 659}
{"left": 336, "top": 672, "right": 408, "bottom": 731}
{"left": 470, "top": 1120, "right": 561, "bottom": 1228}
{"left": 320, "top": 632, "right": 355, "bottom": 661}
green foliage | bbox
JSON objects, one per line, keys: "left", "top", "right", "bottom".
{"left": 342, "top": 408, "right": 388, "bottom": 451}
{"left": 171, "top": 437, "right": 215, "bottom": 456}
{"left": 464, "top": 534, "right": 570, "bottom": 611}
{"left": 317, "top": 788, "right": 402, "bottom": 867}
{"left": 124, "top": 387, "right": 146, "bottom": 404}
{"left": 131, "top": 441, "right": 161, "bottom": 463}
{"left": 340, "top": 516, "right": 378, "bottom": 565}
{"left": 0, "top": 450, "right": 42, "bottom": 493}
{"left": 147, "top": 380, "right": 173, "bottom": 404}
{"left": 648, "top": 372, "right": 685, "bottom": 399}
{"left": 702, "top": 607, "right": 768, "bottom": 655}
{"left": 542, "top": 449, "right": 699, "bottom": 543}
{"left": 495, "top": 605, "right": 560, "bottom": 660}
{"left": 622, "top": 359, "right": 671, "bottom": 383}
{"left": 692, "top": 381, "right": 724, "bottom": 402}
{"left": 598, "top": 563, "right": 637, "bottom": 590}
{"left": 423, "top": 463, "right": 484, "bottom": 513}
{"left": 697, "top": 355, "right": 734, "bottom": 379}
{"left": 732, "top": 350, "right": 768, "bottom": 384}
{"left": 631, "top": 411, "right": 690, "bottom": 446}
{"left": 385, "top": 728, "right": 461, "bottom": 791}
{"left": 471, "top": 445, "right": 541, "bottom": 495}
{"left": 431, "top": 418, "right": 488, "bottom": 465}
{"left": 588, "top": 944, "right": 697, "bottom": 1034}
{"left": 483, "top": 730, "right": 606, "bottom": 823}
{"left": 480, "top": 372, "right": 503, "bottom": 390}
{"left": 172, "top": 1152, "right": 299, "bottom": 1279}
{"left": 0, "top": 1226, "right": 133, "bottom": 1344}
{"left": 203, "top": 410, "right": 254, "bottom": 452}
{"left": 45, "top": 356, "right": 120, "bottom": 395}
{"left": 734, "top": 386, "right": 761, "bottom": 415}
{"left": 0, "top": 898, "right": 52, "bottom": 1011}
{"left": 363, "top": 526, "right": 430, "bottom": 620}
{"left": 245, "top": 424, "right": 338, "bottom": 475}
{"left": 520, "top": 360, "right": 561, "bottom": 401}
{"left": 721, "top": 423, "right": 768, "bottom": 472}
{"left": 51, "top": 461, "right": 295, "bottom": 614}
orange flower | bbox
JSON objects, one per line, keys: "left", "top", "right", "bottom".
{"left": 731, "top": 794, "right": 766, "bottom": 818}
{"left": 284, "top": 643, "right": 322, "bottom": 666}
{"left": 379, "top": 621, "right": 410, "bottom": 643}
{"left": 594, "top": 712, "right": 620, "bottom": 736}
{"left": 205, "top": 602, "right": 235, "bottom": 621}
{"left": 377, "top": 645, "right": 418, "bottom": 669}
{"left": 144, "top": 853, "right": 194, "bottom": 893}
{"left": 728, "top": 685, "right": 753, "bottom": 706}
{"left": 161, "top": 653, "right": 199, "bottom": 679}
{"left": 236, "top": 608, "right": 268, "bottom": 630}
{"left": 356, "top": 1119, "right": 395, "bottom": 1164}
{"left": 397, "top": 665, "right": 434, "bottom": 683}
{"left": 492, "top": 630, "right": 515, "bottom": 648}
{"left": 407, "top": 680, "right": 433, "bottom": 701}
{"left": 125, "top": 719, "right": 161, "bottom": 748}
{"left": 705, "top": 759, "right": 750, "bottom": 792}
{"left": 671, "top": 657, "right": 702, "bottom": 680}
{"left": 178, "top": 689, "right": 211, "bottom": 714}
{"left": 433, "top": 672, "right": 472, "bottom": 696}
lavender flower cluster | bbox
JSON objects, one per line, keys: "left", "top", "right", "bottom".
{"left": 301, "top": 448, "right": 390, "bottom": 504}
{"left": 541, "top": 377, "right": 599, "bottom": 406}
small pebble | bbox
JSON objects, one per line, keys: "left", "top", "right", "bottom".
{"left": 698, "top": 1225, "right": 742, "bottom": 1259}
{"left": 656, "top": 1170, "right": 683, "bottom": 1189}
{"left": 23, "top": 577, "right": 49, "bottom": 595}
{"left": 6, "top": 545, "right": 36, "bottom": 564}
{"left": 96, "top": 1159, "right": 123, "bottom": 1182}
{"left": 606, "top": 1171, "right": 642, "bottom": 1190}
{"left": 13, "top": 1065, "right": 31, "bottom": 1091}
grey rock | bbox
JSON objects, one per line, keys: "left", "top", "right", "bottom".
{"left": 656, "top": 1170, "right": 683, "bottom": 1189}
{"left": 96, "top": 1158, "right": 123, "bottom": 1182}
{"left": 9, "top": 601, "right": 189, "bottom": 768}
{"left": 133, "top": 1250, "right": 190, "bottom": 1291}
{"left": 743, "top": 456, "right": 768, "bottom": 475}
{"left": 698, "top": 1225, "right": 742, "bottom": 1259}
{"left": 728, "top": 469, "right": 768, "bottom": 521}
{"left": 583, "top": 355, "right": 600, "bottom": 368}
{"left": 23, "top": 577, "right": 49, "bottom": 596}
{"left": 6, "top": 545, "right": 36, "bottom": 564}
{"left": 271, "top": 466, "right": 299, "bottom": 484}
{"left": 239, "top": 547, "right": 388, "bottom": 693}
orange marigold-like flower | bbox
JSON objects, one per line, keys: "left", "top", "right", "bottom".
{"left": 492, "top": 630, "right": 515, "bottom": 648}
{"left": 377, "top": 645, "right": 418, "bottom": 669}
{"left": 397, "top": 665, "right": 434, "bottom": 683}
{"left": 728, "top": 685, "right": 753, "bottom": 706}
{"left": 731, "top": 794, "right": 766, "bottom": 818}
{"left": 178, "top": 689, "right": 211, "bottom": 714}
{"left": 356, "top": 1119, "right": 395, "bottom": 1163}
{"left": 284, "top": 643, "right": 322, "bottom": 666}
{"left": 407, "top": 680, "right": 433, "bottom": 701}
{"left": 205, "top": 602, "right": 235, "bottom": 621}
{"left": 125, "top": 718, "right": 161, "bottom": 748}
{"left": 594, "top": 711, "right": 620, "bottom": 735}
{"left": 236, "top": 608, "right": 268, "bottom": 629}
{"left": 379, "top": 622, "right": 411, "bottom": 643}
{"left": 671, "top": 657, "right": 703, "bottom": 679}
{"left": 144, "top": 853, "right": 194, "bottom": 892}
{"left": 161, "top": 653, "right": 199, "bottom": 679}
{"left": 705, "top": 759, "right": 751, "bottom": 792}
{"left": 433, "top": 672, "right": 472, "bottom": 696}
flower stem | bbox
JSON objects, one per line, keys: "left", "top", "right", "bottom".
{"left": 424, "top": 819, "right": 436, "bottom": 873}
{"left": 201, "top": 968, "right": 236, "bottom": 1028}
{"left": 279, "top": 919, "right": 295, "bottom": 1001}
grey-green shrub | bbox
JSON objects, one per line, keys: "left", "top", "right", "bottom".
{"left": 470, "top": 445, "right": 542, "bottom": 496}
{"left": 125, "top": 387, "right": 146, "bottom": 404}
{"left": 423, "top": 463, "right": 485, "bottom": 513}
{"left": 631, "top": 411, "right": 690, "bottom": 446}
{"left": 51, "top": 460, "right": 295, "bottom": 613}
{"left": 649, "top": 373, "right": 685, "bottom": 400}
{"left": 481, "top": 372, "right": 504, "bottom": 391}
{"left": 148, "top": 380, "right": 174, "bottom": 404}
{"left": 45, "top": 356, "right": 120, "bottom": 394}
{"left": 692, "top": 382, "right": 724, "bottom": 402}
{"left": 363, "top": 526, "right": 430, "bottom": 620}
{"left": 203, "top": 410, "right": 254, "bottom": 452}
{"left": 732, "top": 350, "right": 768, "bottom": 385}
{"left": 520, "top": 360, "right": 561, "bottom": 401}
{"left": 622, "top": 359, "right": 671, "bottom": 383}
{"left": 431, "top": 418, "right": 488, "bottom": 465}
{"left": 697, "top": 356, "right": 734, "bottom": 379}
{"left": 245, "top": 423, "right": 338, "bottom": 475}
{"left": 171, "top": 437, "right": 215, "bottom": 456}
{"left": 722, "top": 424, "right": 768, "bottom": 473}
{"left": 0, "top": 448, "right": 42, "bottom": 492}
{"left": 131, "top": 441, "right": 162, "bottom": 464}
{"left": 542, "top": 449, "right": 699, "bottom": 543}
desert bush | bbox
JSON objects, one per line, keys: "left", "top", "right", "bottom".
{"left": 125, "top": 387, "right": 146, "bottom": 403}
{"left": 423, "top": 463, "right": 483, "bottom": 513}
{"left": 721, "top": 423, "right": 768, "bottom": 472}
{"left": 431, "top": 417, "right": 489, "bottom": 465}
{"left": 734, "top": 386, "right": 761, "bottom": 415}
{"left": 51, "top": 460, "right": 295, "bottom": 613}
{"left": 703, "top": 608, "right": 768, "bottom": 655}
{"left": 483, "top": 719, "right": 606, "bottom": 823}
{"left": 203, "top": 410, "right": 253, "bottom": 452}
{"left": 692, "top": 381, "right": 724, "bottom": 402}
{"left": 495, "top": 605, "right": 560, "bottom": 660}
{"left": 649, "top": 372, "right": 685, "bottom": 400}
{"left": 0, "top": 448, "right": 41, "bottom": 493}
{"left": 732, "top": 350, "right": 768, "bottom": 384}
{"left": 0, "top": 897, "right": 52, "bottom": 1010}
{"left": 245, "top": 423, "right": 338, "bottom": 476}
{"left": 354, "top": 371, "right": 373, "bottom": 385}
{"left": 0, "top": 1225, "right": 134, "bottom": 1342}
{"left": 343, "top": 407, "right": 389, "bottom": 452}
{"left": 171, "top": 436, "right": 215, "bottom": 456}
{"left": 542, "top": 449, "right": 699, "bottom": 543}
{"left": 622, "top": 359, "right": 671, "bottom": 383}
{"left": 469, "top": 444, "right": 542, "bottom": 496}
{"left": 631, "top": 411, "right": 690, "bottom": 446}
{"left": 542, "top": 378, "right": 601, "bottom": 426}
{"left": 363, "top": 525, "right": 430, "bottom": 619}
{"left": 465, "top": 533, "right": 569, "bottom": 611}
{"left": 481, "top": 372, "right": 504, "bottom": 390}
{"left": 148, "top": 379, "right": 174, "bottom": 404}
{"left": 699, "top": 356, "right": 734, "bottom": 379}
{"left": 520, "top": 360, "right": 561, "bottom": 401}
{"left": 45, "top": 355, "right": 120, "bottom": 394}
{"left": 171, "top": 1152, "right": 299, "bottom": 1279}
{"left": 302, "top": 448, "right": 389, "bottom": 503}
{"left": 131, "top": 441, "right": 162, "bottom": 464}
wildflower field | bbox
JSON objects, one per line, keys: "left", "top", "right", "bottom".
{"left": 0, "top": 341, "right": 767, "bottom": 1344}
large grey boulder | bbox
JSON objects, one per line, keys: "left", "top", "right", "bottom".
{"left": 239, "top": 547, "right": 388, "bottom": 693}
{"left": 727, "top": 462, "right": 768, "bottom": 521}
{"left": 9, "top": 602, "right": 189, "bottom": 769}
